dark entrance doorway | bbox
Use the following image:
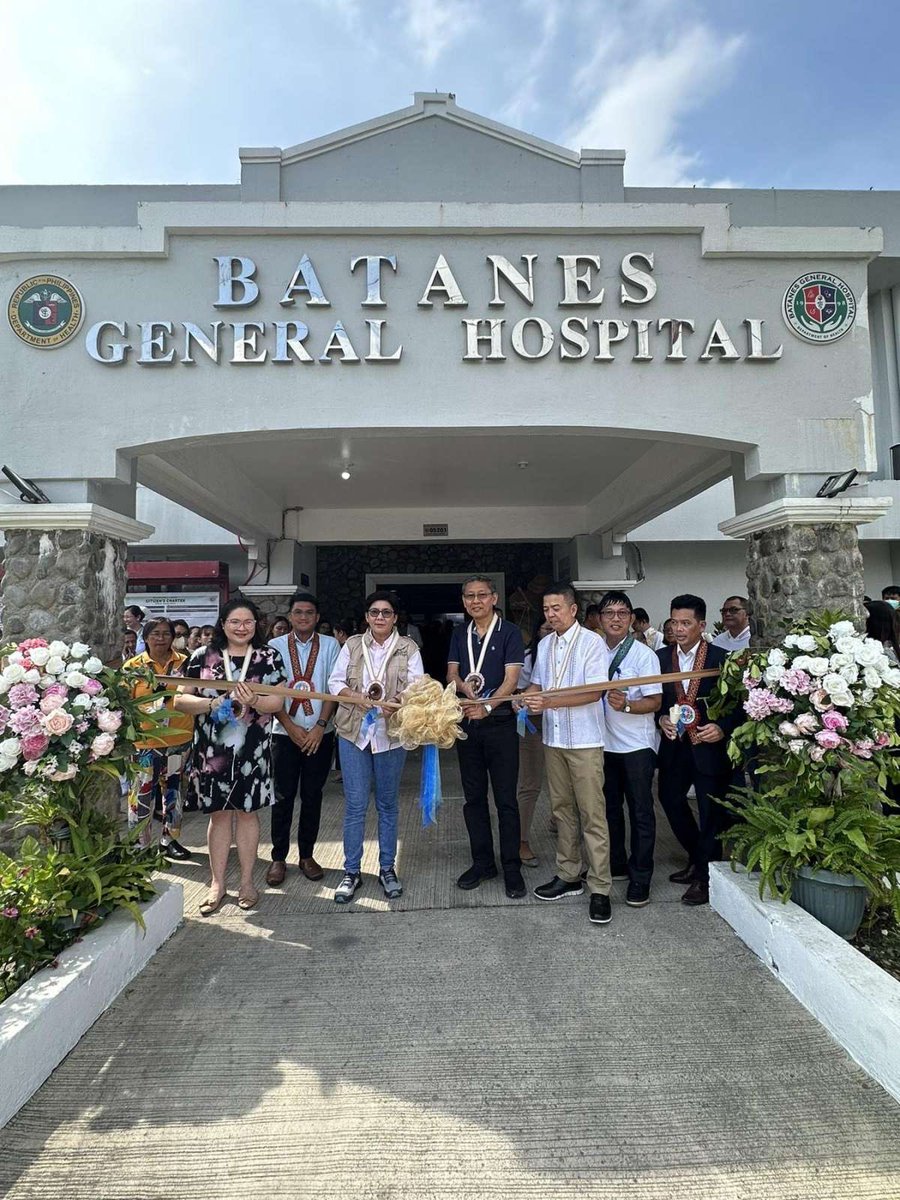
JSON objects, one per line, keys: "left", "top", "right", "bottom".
{"left": 372, "top": 580, "right": 466, "bottom": 681}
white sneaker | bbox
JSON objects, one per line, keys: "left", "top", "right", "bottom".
{"left": 334, "top": 872, "right": 362, "bottom": 904}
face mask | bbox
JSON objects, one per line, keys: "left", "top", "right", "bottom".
{"left": 888, "top": 599, "right": 900, "bottom": 609}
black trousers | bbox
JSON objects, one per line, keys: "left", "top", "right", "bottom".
{"left": 456, "top": 716, "right": 521, "bottom": 874}
{"left": 270, "top": 732, "right": 335, "bottom": 862}
{"left": 603, "top": 748, "right": 657, "bottom": 887}
{"left": 657, "top": 739, "right": 730, "bottom": 883}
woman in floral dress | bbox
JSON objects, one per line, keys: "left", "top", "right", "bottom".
{"left": 174, "top": 598, "right": 286, "bottom": 915}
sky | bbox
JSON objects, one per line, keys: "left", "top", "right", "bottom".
{"left": 3, "top": 0, "right": 900, "bottom": 191}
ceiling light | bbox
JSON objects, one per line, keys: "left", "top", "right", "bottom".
{"left": 517, "top": 461, "right": 530, "bottom": 469}
{"left": 341, "top": 468, "right": 352, "bottom": 481}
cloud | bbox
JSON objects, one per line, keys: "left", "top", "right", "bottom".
{"left": 565, "top": 24, "right": 745, "bottom": 186}
{"left": 400, "top": 0, "right": 477, "bottom": 68}
{"left": 497, "top": 0, "right": 562, "bottom": 128}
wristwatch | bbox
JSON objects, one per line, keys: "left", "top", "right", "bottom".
{"left": 316, "top": 719, "right": 327, "bottom": 728}
{"left": 624, "top": 703, "right": 632, "bottom": 714}
{"left": 484, "top": 703, "right": 493, "bottom": 715}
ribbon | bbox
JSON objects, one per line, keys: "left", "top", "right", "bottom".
{"left": 517, "top": 708, "right": 538, "bottom": 738}
{"left": 211, "top": 697, "right": 238, "bottom": 726}
{"left": 419, "top": 743, "right": 442, "bottom": 826}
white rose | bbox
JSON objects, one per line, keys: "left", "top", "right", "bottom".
{"left": 778, "top": 721, "right": 801, "bottom": 738}
{"left": 829, "top": 621, "right": 856, "bottom": 641}
{"left": 2, "top": 663, "right": 26, "bottom": 684}
{"left": 884, "top": 668, "right": 900, "bottom": 688}
{"left": 0, "top": 754, "right": 18, "bottom": 773}
{"left": 64, "top": 671, "right": 87, "bottom": 689}
{"left": 45, "top": 656, "right": 66, "bottom": 675}
{"left": 834, "top": 635, "right": 859, "bottom": 656}
{"left": 72, "top": 693, "right": 92, "bottom": 709}
{"left": 796, "top": 635, "right": 817, "bottom": 653}
{"left": 28, "top": 647, "right": 51, "bottom": 667}
{"left": 22, "top": 668, "right": 40, "bottom": 684}
{"left": 69, "top": 642, "right": 91, "bottom": 659}
{"left": 792, "top": 655, "right": 813, "bottom": 672}
{"left": 92, "top": 696, "right": 110, "bottom": 710}
{"left": 788, "top": 739, "right": 807, "bottom": 755}
{"left": 0, "top": 677, "right": 8, "bottom": 697}
{"left": 0, "top": 737, "right": 22, "bottom": 758}
{"left": 854, "top": 640, "right": 883, "bottom": 668}
{"left": 807, "top": 658, "right": 830, "bottom": 678}
{"left": 82, "top": 656, "right": 103, "bottom": 675}
{"left": 864, "top": 666, "right": 882, "bottom": 689}
{"left": 876, "top": 654, "right": 892, "bottom": 676}
{"left": 47, "top": 641, "right": 69, "bottom": 657}
{"left": 783, "top": 635, "right": 801, "bottom": 649}
{"left": 839, "top": 663, "right": 859, "bottom": 684}
{"left": 831, "top": 689, "right": 854, "bottom": 708}
{"left": 768, "top": 648, "right": 787, "bottom": 667}
{"left": 764, "top": 664, "right": 786, "bottom": 685}
{"left": 861, "top": 688, "right": 875, "bottom": 704}
{"left": 8, "top": 651, "right": 23, "bottom": 665}
{"left": 829, "top": 653, "right": 853, "bottom": 670}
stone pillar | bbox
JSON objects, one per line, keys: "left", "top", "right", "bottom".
{"left": 0, "top": 504, "right": 154, "bottom": 662}
{"left": 719, "top": 497, "right": 892, "bottom": 645}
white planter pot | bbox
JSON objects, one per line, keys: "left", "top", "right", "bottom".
{"left": 0, "top": 881, "right": 183, "bottom": 1128}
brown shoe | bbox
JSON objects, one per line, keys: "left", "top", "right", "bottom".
{"left": 266, "top": 860, "right": 286, "bottom": 887}
{"left": 682, "top": 880, "right": 709, "bottom": 906}
{"left": 299, "top": 856, "right": 325, "bottom": 881}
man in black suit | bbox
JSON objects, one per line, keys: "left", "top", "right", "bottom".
{"left": 655, "top": 593, "right": 736, "bottom": 906}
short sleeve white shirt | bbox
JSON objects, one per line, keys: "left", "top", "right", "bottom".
{"left": 712, "top": 626, "right": 751, "bottom": 653}
{"left": 602, "top": 637, "right": 662, "bottom": 754}
{"left": 532, "top": 623, "right": 608, "bottom": 749}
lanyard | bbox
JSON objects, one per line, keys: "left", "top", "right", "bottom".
{"left": 223, "top": 649, "right": 253, "bottom": 686}
{"left": 361, "top": 631, "right": 398, "bottom": 694}
{"left": 551, "top": 626, "right": 581, "bottom": 690}
{"left": 467, "top": 615, "right": 498, "bottom": 679}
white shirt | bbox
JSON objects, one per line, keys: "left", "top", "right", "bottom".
{"left": 642, "top": 628, "right": 665, "bottom": 652}
{"left": 713, "top": 625, "right": 751, "bottom": 653}
{"left": 269, "top": 632, "right": 340, "bottom": 735}
{"left": 602, "top": 637, "right": 662, "bottom": 755}
{"left": 674, "top": 640, "right": 702, "bottom": 685}
{"left": 531, "top": 622, "right": 608, "bottom": 749}
{"left": 328, "top": 637, "right": 424, "bottom": 754}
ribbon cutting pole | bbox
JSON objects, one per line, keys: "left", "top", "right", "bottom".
{"left": 464, "top": 667, "right": 722, "bottom": 706}
{"left": 151, "top": 675, "right": 380, "bottom": 708}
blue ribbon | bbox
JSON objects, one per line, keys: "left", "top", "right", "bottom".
{"left": 419, "top": 744, "right": 442, "bottom": 826}
{"left": 362, "top": 707, "right": 378, "bottom": 733}
{"left": 517, "top": 708, "right": 537, "bottom": 738}
{"left": 211, "top": 697, "right": 237, "bottom": 725}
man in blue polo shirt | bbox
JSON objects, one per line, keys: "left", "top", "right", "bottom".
{"left": 447, "top": 575, "right": 526, "bottom": 899}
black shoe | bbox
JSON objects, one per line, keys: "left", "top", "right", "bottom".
{"left": 589, "top": 893, "right": 612, "bottom": 924}
{"left": 610, "top": 864, "right": 629, "bottom": 881}
{"left": 162, "top": 839, "right": 192, "bottom": 861}
{"left": 669, "top": 863, "right": 697, "bottom": 884}
{"left": 504, "top": 871, "right": 526, "bottom": 899}
{"left": 682, "top": 880, "right": 709, "bottom": 906}
{"left": 625, "top": 883, "right": 650, "bottom": 907}
{"left": 534, "top": 876, "right": 584, "bottom": 901}
{"left": 457, "top": 864, "right": 498, "bottom": 890}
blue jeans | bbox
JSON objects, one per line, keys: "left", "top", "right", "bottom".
{"left": 338, "top": 738, "right": 407, "bottom": 873}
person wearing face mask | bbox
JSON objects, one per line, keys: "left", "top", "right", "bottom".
{"left": 712, "top": 596, "right": 751, "bottom": 653}
{"left": 881, "top": 585, "right": 900, "bottom": 611}
{"left": 328, "top": 591, "right": 424, "bottom": 904}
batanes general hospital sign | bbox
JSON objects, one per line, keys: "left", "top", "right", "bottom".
{"left": 13, "top": 252, "right": 857, "bottom": 365}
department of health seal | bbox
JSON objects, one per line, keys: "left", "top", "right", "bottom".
{"left": 782, "top": 272, "right": 856, "bottom": 343}
{"left": 8, "top": 274, "right": 84, "bottom": 348}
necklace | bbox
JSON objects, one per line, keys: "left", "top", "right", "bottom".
{"left": 466, "top": 614, "right": 498, "bottom": 696}
{"left": 361, "top": 631, "right": 398, "bottom": 702}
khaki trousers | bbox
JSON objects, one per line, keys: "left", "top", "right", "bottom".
{"left": 544, "top": 745, "right": 611, "bottom": 895}
{"left": 516, "top": 720, "right": 544, "bottom": 841}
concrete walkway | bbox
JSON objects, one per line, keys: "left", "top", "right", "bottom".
{"left": 1, "top": 754, "right": 899, "bottom": 1199}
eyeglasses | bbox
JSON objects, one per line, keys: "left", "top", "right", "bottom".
{"left": 721, "top": 606, "right": 745, "bottom": 615}
{"left": 601, "top": 608, "right": 631, "bottom": 619}
{"left": 225, "top": 619, "right": 256, "bottom": 628}
{"left": 463, "top": 592, "right": 494, "bottom": 601}
{"left": 367, "top": 608, "right": 395, "bottom": 619}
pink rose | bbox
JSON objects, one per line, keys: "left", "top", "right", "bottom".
{"left": 96, "top": 709, "right": 122, "bottom": 734}
{"left": 81, "top": 678, "right": 103, "bottom": 696}
{"left": 90, "top": 732, "right": 115, "bottom": 758}
{"left": 810, "top": 689, "right": 832, "bottom": 713}
{"left": 43, "top": 684, "right": 68, "bottom": 700}
{"left": 876, "top": 731, "right": 891, "bottom": 747}
{"left": 814, "top": 730, "right": 842, "bottom": 750}
{"left": 8, "top": 683, "right": 39, "bottom": 708}
{"left": 39, "top": 693, "right": 66, "bottom": 714}
{"left": 794, "top": 713, "right": 819, "bottom": 735}
{"left": 20, "top": 732, "right": 50, "bottom": 761}
{"left": 822, "top": 710, "right": 849, "bottom": 732}
{"left": 43, "top": 709, "right": 74, "bottom": 736}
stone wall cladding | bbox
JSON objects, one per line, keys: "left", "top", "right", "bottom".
{"left": 746, "top": 522, "right": 865, "bottom": 645}
{"left": 0, "top": 528, "right": 127, "bottom": 663}
{"left": 315, "top": 542, "right": 554, "bottom": 622}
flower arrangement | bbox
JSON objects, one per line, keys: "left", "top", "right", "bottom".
{"left": 0, "top": 638, "right": 152, "bottom": 808}
{"left": 708, "top": 611, "right": 900, "bottom": 925}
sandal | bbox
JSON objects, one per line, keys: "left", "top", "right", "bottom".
{"left": 237, "top": 889, "right": 260, "bottom": 911}
{"left": 199, "top": 892, "right": 226, "bottom": 917}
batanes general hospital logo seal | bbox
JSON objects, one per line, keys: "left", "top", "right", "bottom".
{"left": 7, "top": 274, "right": 84, "bottom": 348}
{"left": 782, "top": 272, "right": 856, "bottom": 343}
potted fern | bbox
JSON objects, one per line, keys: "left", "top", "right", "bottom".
{"left": 708, "top": 612, "right": 900, "bottom": 939}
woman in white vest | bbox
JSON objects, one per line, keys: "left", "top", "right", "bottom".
{"left": 328, "top": 590, "right": 424, "bottom": 904}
